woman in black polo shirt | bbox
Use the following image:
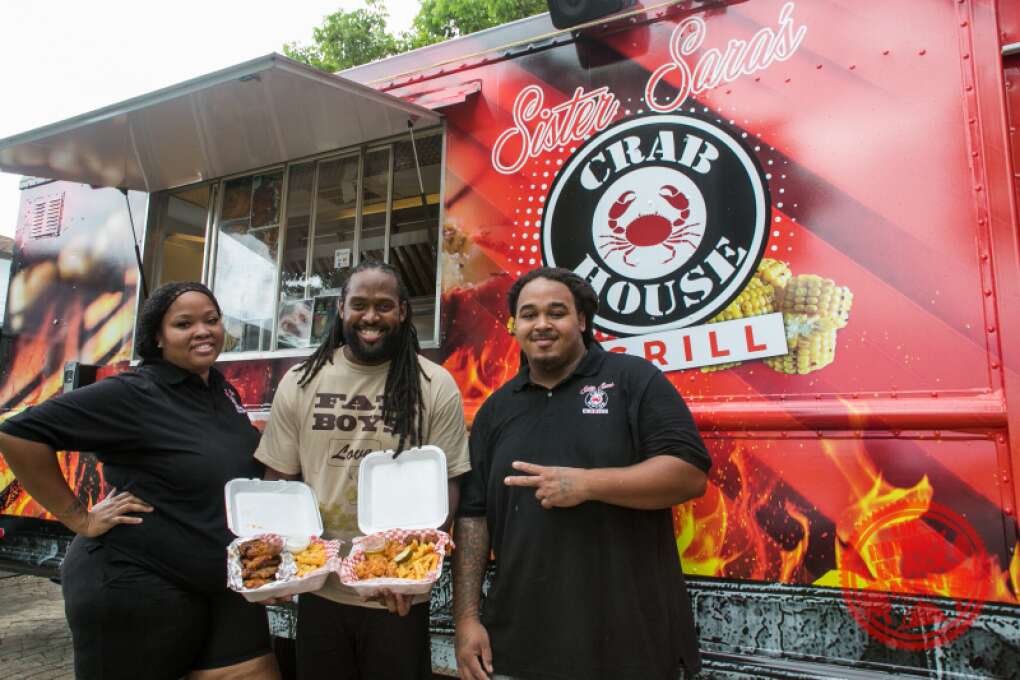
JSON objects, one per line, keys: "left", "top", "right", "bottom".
{"left": 0, "top": 282, "right": 278, "bottom": 680}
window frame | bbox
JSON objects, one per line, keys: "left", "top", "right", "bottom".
{"left": 140, "top": 123, "right": 447, "bottom": 362}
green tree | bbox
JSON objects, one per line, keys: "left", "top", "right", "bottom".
{"left": 286, "top": 0, "right": 549, "bottom": 72}
{"left": 283, "top": 0, "right": 401, "bottom": 73}
{"left": 406, "top": 0, "right": 548, "bottom": 48}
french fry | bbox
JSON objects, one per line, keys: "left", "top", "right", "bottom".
{"left": 293, "top": 542, "right": 327, "bottom": 576}
{"left": 357, "top": 537, "right": 439, "bottom": 581}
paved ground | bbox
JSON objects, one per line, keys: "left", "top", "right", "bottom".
{"left": 0, "top": 572, "right": 451, "bottom": 680}
{"left": 0, "top": 571, "right": 74, "bottom": 679}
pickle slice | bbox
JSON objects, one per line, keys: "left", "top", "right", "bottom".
{"left": 394, "top": 546, "right": 413, "bottom": 563}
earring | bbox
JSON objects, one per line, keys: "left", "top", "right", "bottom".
{"left": 506, "top": 317, "right": 516, "bottom": 335}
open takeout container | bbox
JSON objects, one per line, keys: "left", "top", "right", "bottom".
{"left": 339, "top": 445, "right": 451, "bottom": 595}
{"left": 225, "top": 478, "right": 342, "bottom": 602}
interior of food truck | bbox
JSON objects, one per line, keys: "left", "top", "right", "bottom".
{"left": 148, "top": 129, "right": 442, "bottom": 355}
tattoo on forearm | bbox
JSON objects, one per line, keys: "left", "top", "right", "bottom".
{"left": 57, "top": 497, "right": 88, "bottom": 529}
{"left": 453, "top": 517, "right": 489, "bottom": 623}
{"left": 61, "top": 497, "right": 85, "bottom": 516}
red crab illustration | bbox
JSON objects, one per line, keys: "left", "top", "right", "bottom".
{"left": 598, "top": 185, "right": 702, "bottom": 266}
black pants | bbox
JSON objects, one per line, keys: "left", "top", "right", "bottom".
{"left": 61, "top": 536, "right": 271, "bottom": 680}
{"left": 296, "top": 594, "right": 431, "bottom": 680}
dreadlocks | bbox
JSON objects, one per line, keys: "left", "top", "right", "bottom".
{"left": 295, "top": 261, "right": 426, "bottom": 455}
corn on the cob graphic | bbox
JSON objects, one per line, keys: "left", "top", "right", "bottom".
{"left": 701, "top": 259, "right": 788, "bottom": 372}
{"left": 756, "top": 257, "right": 792, "bottom": 289}
{"left": 712, "top": 276, "right": 775, "bottom": 321}
{"left": 764, "top": 313, "right": 838, "bottom": 374}
{"left": 699, "top": 258, "right": 853, "bottom": 375}
{"left": 701, "top": 260, "right": 780, "bottom": 371}
{"left": 774, "top": 274, "right": 853, "bottom": 329}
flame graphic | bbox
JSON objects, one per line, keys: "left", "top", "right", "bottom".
{"left": 443, "top": 332, "right": 518, "bottom": 420}
{"left": 1, "top": 291, "right": 133, "bottom": 517}
{"left": 674, "top": 443, "right": 811, "bottom": 581}
{"left": 441, "top": 273, "right": 518, "bottom": 422}
{"left": 818, "top": 440, "right": 1017, "bottom": 605}
{"left": 668, "top": 436, "right": 1019, "bottom": 607}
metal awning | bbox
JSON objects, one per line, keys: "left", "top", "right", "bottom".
{"left": 0, "top": 53, "right": 442, "bottom": 192}
{"left": 404, "top": 80, "right": 482, "bottom": 111}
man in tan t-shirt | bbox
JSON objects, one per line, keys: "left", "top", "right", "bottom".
{"left": 256, "top": 261, "right": 470, "bottom": 680}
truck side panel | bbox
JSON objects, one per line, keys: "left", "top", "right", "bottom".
{"left": 0, "top": 182, "right": 141, "bottom": 565}
{"left": 365, "top": 1, "right": 1020, "bottom": 675}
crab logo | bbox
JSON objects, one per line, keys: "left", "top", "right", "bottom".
{"left": 580, "top": 382, "right": 613, "bottom": 414}
{"left": 595, "top": 167, "right": 707, "bottom": 278}
{"left": 584, "top": 388, "right": 608, "bottom": 410}
{"left": 542, "top": 114, "right": 769, "bottom": 335}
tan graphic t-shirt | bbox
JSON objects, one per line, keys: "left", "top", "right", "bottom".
{"left": 254, "top": 348, "right": 470, "bottom": 607}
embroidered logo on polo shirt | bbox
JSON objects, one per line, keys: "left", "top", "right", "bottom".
{"left": 224, "top": 388, "right": 246, "bottom": 414}
{"left": 580, "top": 382, "right": 615, "bottom": 414}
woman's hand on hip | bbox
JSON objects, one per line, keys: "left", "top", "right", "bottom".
{"left": 76, "top": 487, "right": 153, "bottom": 537}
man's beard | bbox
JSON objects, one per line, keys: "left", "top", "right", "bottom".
{"left": 345, "top": 324, "right": 402, "bottom": 363}
{"left": 526, "top": 344, "right": 580, "bottom": 374}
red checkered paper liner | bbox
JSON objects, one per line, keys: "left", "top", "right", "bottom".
{"left": 228, "top": 534, "right": 342, "bottom": 602}
{"left": 340, "top": 528, "right": 451, "bottom": 596}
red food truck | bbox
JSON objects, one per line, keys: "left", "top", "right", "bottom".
{"left": 1, "top": 1, "right": 1018, "bottom": 676}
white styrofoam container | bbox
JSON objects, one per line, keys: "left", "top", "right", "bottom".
{"left": 225, "top": 478, "right": 323, "bottom": 538}
{"left": 224, "top": 478, "right": 337, "bottom": 602}
{"left": 341, "top": 445, "right": 450, "bottom": 595}
{"left": 356, "top": 445, "right": 449, "bottom": 535}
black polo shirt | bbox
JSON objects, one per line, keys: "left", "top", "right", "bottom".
{"left": 459, "top": 343, "right": 711, "bottom": 680}
{"left": 0, "top": 360, "right": 262, "bottom": 593}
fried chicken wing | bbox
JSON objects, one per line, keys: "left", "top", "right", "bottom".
{"left": 239, "top": 539, "right": 281, "bottom": 560}
{"left": 242, "top": 554, "right": 281, "bottom": 571}
{"left": 237, "top": 538, "right": 284, "bottom": 589}
{"left": 243, "top": 577, "right": 271, "bottom": 588}
{"left": 243, "top": 565, "right": 280, "bottom": 580}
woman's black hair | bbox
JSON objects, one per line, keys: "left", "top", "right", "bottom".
{"left": 295, "top": 261, "right": 426, "bottom": 455}
{"left": 135, "top": 281, "right": 221, "bottom": 361}
{"left": 507, "top": 267, "right": 598, "bottom": 348}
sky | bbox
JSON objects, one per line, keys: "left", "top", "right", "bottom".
{"left": 0, "top": 0, "right": 421, "bottom": 238}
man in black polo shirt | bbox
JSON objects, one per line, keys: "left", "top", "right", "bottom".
{"left": 453, "top": 267, "right": 711, "bottom": 680}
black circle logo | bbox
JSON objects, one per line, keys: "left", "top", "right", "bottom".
{"left": 541, "top": 114, "right": 770, "bottom": 335}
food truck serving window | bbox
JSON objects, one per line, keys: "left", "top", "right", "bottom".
{"left": 147, "top": 129, "right": 444, "bottom": 356}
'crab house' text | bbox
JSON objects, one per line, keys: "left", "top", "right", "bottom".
{"left": 573, "top": 130, "right": 747, "bottom": 320}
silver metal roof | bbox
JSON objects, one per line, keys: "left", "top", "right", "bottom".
{"left": 0, "top": 53, "right": 442, "bottom": 193}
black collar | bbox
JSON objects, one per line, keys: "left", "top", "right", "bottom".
{"left": 511, "top": 343, "right": 608, "bottom": 392}
{"left": 141, "top": 359, "right": 223, "bottom": 388}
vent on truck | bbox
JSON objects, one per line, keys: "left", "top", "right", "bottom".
{"left": 25, "top": 192, "right": 65, "bottom": 239}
